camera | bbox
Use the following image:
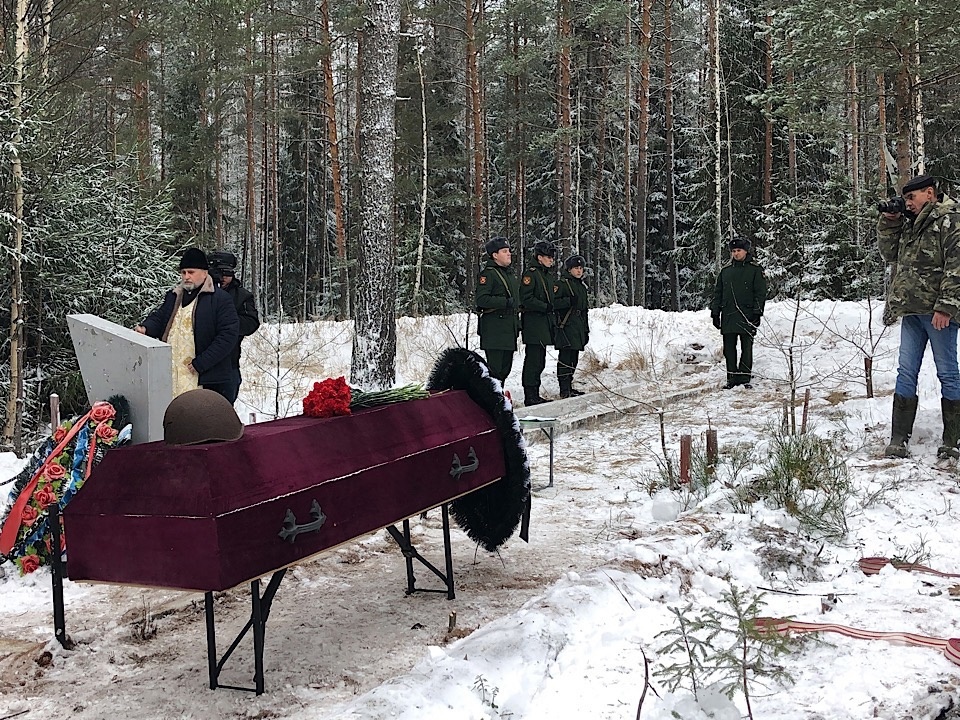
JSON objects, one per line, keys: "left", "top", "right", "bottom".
{"left": 208, "top": 251, "right": 237, "bottom": 285}
{"left": 878, "top": 196, "right": 906, "bottom": 215}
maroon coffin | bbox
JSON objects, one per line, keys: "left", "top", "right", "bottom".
{"left": 63, "top": 390, "right": 505, "bottom": 591}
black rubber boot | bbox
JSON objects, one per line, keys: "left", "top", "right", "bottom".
{"left": 884, "top": 393, "right": 919, "bottom": 458}
{"left": 938, "top": 398, "right": 960, "bottom": 459}
{"left": 558, "top": 377, "right": 572, "bottom": 399}
{"left": 524, "top": 386, "right": 546, "bottom": 406}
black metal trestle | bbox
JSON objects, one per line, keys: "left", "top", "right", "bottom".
{"left": 385, "top": 502, "right": 455, "bottom": 600}
{"left": 49, "top": 501, "right": 69, "bottom": 648}
{"left": 204, "top": 568, "right": 287, "bottom": 695}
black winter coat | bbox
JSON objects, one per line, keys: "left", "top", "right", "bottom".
{"left": 142, "top": 275, "right": 240, "bottom": 385}
{"left": 222, "top": 279, "right": 260, "bottom": 366}
{"left": 710, "top": 258, "right": 767, "bottom": 335}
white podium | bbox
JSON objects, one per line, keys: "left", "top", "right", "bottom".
{"left": 67, "top": 314, "right": 172, "bottom": 444}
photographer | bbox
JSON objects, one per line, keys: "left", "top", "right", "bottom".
{"left": 877, "top": 174, "right": 960, "bottom": 460}
{"left": 209, "top": 251, "right": 260, "bottom": 404}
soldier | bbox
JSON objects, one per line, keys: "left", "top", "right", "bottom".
{"left": 553, "top": 255, "right": 590, "bottom": 398}
{"left": 878, "top": 174, "right": 960, "bottom": 459}
{"left": 709, "top": 236, "right": 767, "bottom": 389}
{"left": 476, "top": 237, "right": 521, "bottom": 386}
{"left": 520, "top": 240, "right": 558, "bottom": 406}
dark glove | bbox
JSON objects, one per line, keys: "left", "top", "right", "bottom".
{"left": 749, "top": 314, "right": 761, "bottom": 326}
{"left": 505, "top": 297, "right": 514, "bottom": 309}
{"left": 712, "top": 316, "right": 721, "bottom": 329}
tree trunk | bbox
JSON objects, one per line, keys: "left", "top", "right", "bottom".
{"left": 413, "top": 42, "right": 428, "bottom": 314}
{"left": 321, "top": 0, "right": 350, "bottom": 319}
{"left": 893, "top": 63, "right": 911, "bottom": 181}
{"left": 464, "top": 0, "right": 485, "bottom": 301}
{"left": 664, "top": 0, "right": 678, "bottom": 311}
{"left": 351, "top": 0, "right": 400, "bottom": 390}
{"left": 3, "top": 0, "right": 29, "bottom": 453}
{"left": 557, "top": 0, "right": 572, "bottom": 254}
{"left": 623, "top": 15, "right": 632, "bottom": 304}
{"left": 708, "top": 0, "right": 722, "bottom": 261}
{"left": 244, "top": 11, "right": 259, "bottom": 302}
{"left": 877, "top": 72, "right": 888, "bottom": 188}
{"left": 849, "top": 62, "right": 860, "bottom": 245}
{"left": 635, "top": 0, "right": 651, "bottom": 306}
{"left": 763, "top": 14, "right": 773, "bottom": 207}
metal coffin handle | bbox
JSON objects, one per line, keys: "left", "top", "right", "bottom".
{"left": 450, "top": 447, "right": 479, "bottom": 479}
{"left": 279, "top": 499, "right": 327, "bottom": 543}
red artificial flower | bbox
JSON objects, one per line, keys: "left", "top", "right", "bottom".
{"left": 302, "top": 376, "right": 352, "bottom": 418}
{"left": 44, "top": 463, "right": 66, "bottom": 481}
{"left": 95, "top": 424, "right": 118, "bottom": 441}
{"left": 90, "top": 402, "right": 116, "bottom": 422}
{"left": 21, "top": 505, "right": 39, "bottom": 527}
{"left": 34, "top": 484, "right": 58, "bottom": 510}
{"left": 19, "top": 554, "right": 41, "bottom": 574}
{"left": 53, "top": 426, "right": 67, "bottom": 443}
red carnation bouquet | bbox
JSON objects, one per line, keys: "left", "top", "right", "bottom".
{"left": 302, "top": 376, "right": 352, "bottom": 418}
{"left": 302, "top": 377, "right": 429, "bottom": 418}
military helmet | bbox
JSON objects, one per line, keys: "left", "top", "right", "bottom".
{"left": 533, "top": 240, "right": 557, "bottom": 258}
{"left": 163, "top": 388, "right": 245, "bottom": 446}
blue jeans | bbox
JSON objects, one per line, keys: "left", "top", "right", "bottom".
{"left": 895, "top": 314, "right": 960, "bottom": 400}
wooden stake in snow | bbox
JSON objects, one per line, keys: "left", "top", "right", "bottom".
{"left": 705, "top": 428, "right": 718, "bottom": 474}
{"left": 801, "top": 388, "right": 811, "bottom": 434}
{"left": 679, "top": 434, "right": 692, "bottom": 484}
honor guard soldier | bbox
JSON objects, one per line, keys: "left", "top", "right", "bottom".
{"left": 520, "top": 240, "right": 558, "bottom": 406}
{"left": 476, "top": 237, "right": 521, "bottom": 386}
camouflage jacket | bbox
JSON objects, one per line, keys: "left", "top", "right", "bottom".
{"left": 877, "top": 194, "right": 960, "bottom": 319}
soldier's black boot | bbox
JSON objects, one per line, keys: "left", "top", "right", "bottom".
{"left": 938, "top": 398, "right": 960, "bottom": 460}
{"left": 884, "top": 393, "right": 919, "bottom": 458}
{"left": 558, "top": 377, "right": 572, "bottom": 399}
{"left": 524, "top": 386, "right": 546, "bottom": 406}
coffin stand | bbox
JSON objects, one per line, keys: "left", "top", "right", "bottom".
{"left": 64, "top": 390, "right": 508, "bottom": 693}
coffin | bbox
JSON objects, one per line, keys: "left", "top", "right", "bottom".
{"left": 63, "top": 390, "right": 506, "bottom": 592}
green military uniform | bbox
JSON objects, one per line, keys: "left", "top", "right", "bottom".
{"left": 552, "top": 269, "right": 590, "bottom": 397}
{"left": 520, "top": 260, "right": 556, "bottom": 401}
{"left": 476, "top": 258, "right": 521, "bottom": 382}
{"left": 877, "top": 194, "right": 960, "bottom": 319}
{"left": 710, "top": 256, "right": 767, "bottom": 387}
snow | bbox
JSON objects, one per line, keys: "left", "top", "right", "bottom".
{"left": 3, "top": 299, "right": 960, "bottom": 719}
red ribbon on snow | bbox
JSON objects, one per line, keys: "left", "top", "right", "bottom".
{"left": 859, "top": 556, "right": 960, "bottom": 579}
{"left": 755, "top": 617, "right": 960, "bottom": 667}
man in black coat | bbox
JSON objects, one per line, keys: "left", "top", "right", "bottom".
{"left": 210, "top": 251, "right": 261, "bottom": 403}
{"left": 709, "top": 237, "right": 767, "bottom": 389}
{"left": 136, "top": 248, "right": 240, "bottom": 402}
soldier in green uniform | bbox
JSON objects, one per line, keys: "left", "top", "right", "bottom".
{"left": 710, "top": 236, "right": 767, "bottom": 389}
{"left": 476, "top": 237, "right": 521, "bottom": 385}
{"left": 877, "top": 174, "right": 960, "bottom": 459}
{"left": 519, "top": 241, "right": 558, "bottom": 406}
{"left": 553, "top": 255, "right": 590, "bottom": 398}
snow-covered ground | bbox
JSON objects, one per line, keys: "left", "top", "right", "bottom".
{"left": 3, "top": 299, "right": 960, "bottom": 720}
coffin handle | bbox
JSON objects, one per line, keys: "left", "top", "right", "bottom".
{"left": 279, "top": 500, "right": 327, "bottom": 543}
{"left": 450, "top": 447, "right": 479, "bottom": 479}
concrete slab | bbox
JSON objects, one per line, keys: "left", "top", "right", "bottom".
{"left": 67, "top": 314, "right": 172, "bottom": 444}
